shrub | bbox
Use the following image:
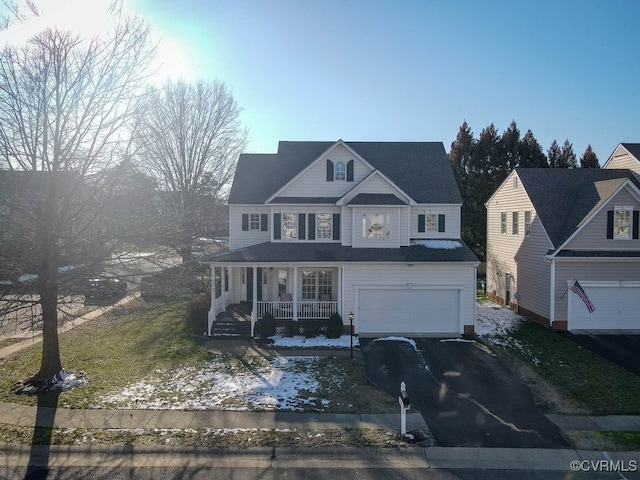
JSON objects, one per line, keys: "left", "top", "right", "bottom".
{"left": 284, "top": 322, "right": 299, "bottom": 337}
{"left": 326, "top": 313, "right": 344, "bottom": 338}
{"left": 258, "top": 312, "right": 277, "bottom": 339}
{"left": 302, "top": 322, "right": 321, "bottom": 338}
{"left": 184, "top": 293, "right": 210, "bottom": 334}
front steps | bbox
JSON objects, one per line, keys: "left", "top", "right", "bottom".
{"left": 212, "top": 303, "right": 252, "bottom": 338}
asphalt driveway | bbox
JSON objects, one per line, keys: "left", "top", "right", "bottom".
{"left": 561, "top": 333, "right": 640, "bottom": 377}
{"left": 361, "top": 338, "right": 568, "bottom": 448}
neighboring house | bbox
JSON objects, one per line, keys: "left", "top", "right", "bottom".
{"left": 204, "top": 140, "right": 479, "bottom": 337}
{"left": 485, "top": 160, "right": 640, "bottom": 332}
{"left": 602, "top": 143, "right": 640, "bottom": 173}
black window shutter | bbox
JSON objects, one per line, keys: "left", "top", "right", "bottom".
{"left": 418, "top": 214, "right": 425, "bottom": 233}
{"left": 298, "top": 213, "right": 306, "bottom": 240}
{"left": 241, "top": 214, "right": 249, "bottom": 231}
{"left": 261, "top": 213, "right": 268, "bottom": 231}
{"left": 326, "top": 160, "right": 334, "bottom": 182}
{"left": 606, "top": 211, "right": 614, "bottom": 239}
{"left": 274, "top": 214, "right": 281, "bottom": 240}
{"left": 333, "top": 213, "right": 341, "bottom": 240}
{"left": 438, "top": 214, "right": 446, "bottom": 233}
{"left": 633, "top": 211, "right": 639, "bottom": 240}
{"left": 346, "top": 160, "right": 354, "bottom": 181}
{"left": 308, "top": 214, "right": 316, "bottom": 240}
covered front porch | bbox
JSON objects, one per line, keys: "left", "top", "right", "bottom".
{"left": 208, "top": 264, "right": 342, "bottom": 336}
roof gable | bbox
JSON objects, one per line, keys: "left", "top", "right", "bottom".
{"left": 515, "top": 168, "right": 640, "bottom": 247}
{"left": 337, "top": 169, "right": 414, "bottom": 206}
{"left": 228, "top": 140, "right": 462, "bottom": 205}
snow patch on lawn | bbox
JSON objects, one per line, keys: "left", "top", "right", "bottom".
{"left": 269, "top": 335, "right": 359, "bottom": 348}
{"left": 96, "top": 356, "right": 338, "bottom": 411}
{"left": 476, "top": 301, "right": 539, "bottom": 363}
{"left": 373, "top": 336, "right": 418, "bottom": 351}
{"left": 410, "top": 240, "right": 462, "bottom": 249}
{"left": 53, "top": 370, "right": 86, "bottom": 390}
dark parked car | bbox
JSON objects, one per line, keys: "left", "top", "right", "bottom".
{"left": 86, "top": 277, "right": 127, "bottom": 298}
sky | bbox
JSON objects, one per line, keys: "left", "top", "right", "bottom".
{"left": 4, "top": 0, "right": 640, "bottom": 161}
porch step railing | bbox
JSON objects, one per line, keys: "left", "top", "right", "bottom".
{"left": 256, "top": 301, "right": 338, "bottom": 319}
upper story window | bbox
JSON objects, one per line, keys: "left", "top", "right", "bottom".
{"left": 418, "top": 213, "right": 445, "bottom": 233}
{"left": 524, "top": 211, "right": 532, "bottom": 237}
{"left": 326, "top": 159, "right": 354, "bottom": 182}
{"left": 512, "top": 212, "right": 519, "bottom": 235}
{"left": 249, "top": 213, "right": 261, "bottom": 230}
{"left": 426, "top": 214, "right": 438, "bottom": 232}
{"left": 316, "top": 213, "right": 332, "bottom": 239}
{"left": 500, "top": 212, "right": 507, "bottom": 235}
{"left": 282, "top": 213, "right": 298, "bottom": 239}
{"left": 362, "top": 213, "right": 390, "bottom": 239}
{"left": 607, "top": 207, "right": 639, "bottom": 240}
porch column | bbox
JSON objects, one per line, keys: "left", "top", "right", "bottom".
{"left": 228, "top": 268, "right": 234, "bottom": 305}
{"left": 221, "top": 266, "right": 227, "bottom": 307}
{"left": 337, "top": 266, "right": 342, "bottom": 316}
{"left": 293, "top": 266, "right": 298, "bottom": 321}
{"left": 250, "top": 266, "right": 258, "bottom": 336}
{"left": 207, "top": 264, "right": 217, "bottom": 336}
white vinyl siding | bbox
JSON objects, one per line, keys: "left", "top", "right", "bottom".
{"left": 342, "top": 263, "right": 476, "bottom": 336}
{"left": 277, "top": 144, "right": 372, "bottom": 198}
{"left": 410, "top": 204, "right": 461, "bottom": 239}
{"left": 564, "top": 188, "right": 640, "bottom": 250}
{"left": 229, "top": 206, "right": 270, "bottom": 250}
{"left": 486, "top": 171, "right": 554, "bottom": 320}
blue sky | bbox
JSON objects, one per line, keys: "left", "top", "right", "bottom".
{"left": 133, "top": 0, "right": 639, "bottom": 161}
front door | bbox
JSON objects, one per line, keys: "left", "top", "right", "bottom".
{"left": 246, "top": 267, "right": 263, "bottom": 302}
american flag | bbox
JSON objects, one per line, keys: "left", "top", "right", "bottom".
{"left": 570, "top": 279, "right": 596, "bottom": 313}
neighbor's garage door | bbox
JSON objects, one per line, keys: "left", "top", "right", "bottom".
{"left": 358, "top": 288, "right": 460, "bottom": 336}
{"left": 569, "top": 284, "right": 640, "bottom": 331}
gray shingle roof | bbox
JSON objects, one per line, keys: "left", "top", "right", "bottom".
{"left": 516, "top": 168, "right": 640, "bottom": 247}
{"left": 346, "top": 193, "right": 407, "bottom": 206}
{"left": 228, "top": 141, "right": 461, "bottom": 205}
{"left": 268, "top": 197, "right": 341, "bottom": 204}
{"left": 205, "top": 241, "right": 478, "bottom": 264}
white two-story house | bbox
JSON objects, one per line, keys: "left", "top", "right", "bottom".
{"left": 205, "top": 140, "right": 479, "bottom": 337}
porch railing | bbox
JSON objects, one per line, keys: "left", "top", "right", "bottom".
{"left": 256, "top": 301, "right": 338, "bottom": 319}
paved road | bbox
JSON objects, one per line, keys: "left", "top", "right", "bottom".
{"left": 561, "top": 333, "right": 640, "bottom": 377}
{"left": 361, "top": 338, "right": 568, "bottom": 448}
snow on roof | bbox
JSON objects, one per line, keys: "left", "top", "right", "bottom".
{"left": 410, "top": 240, "right": 462, "bottom": 249}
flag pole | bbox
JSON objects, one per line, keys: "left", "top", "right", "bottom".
{"left": 560, "top": 278, "right": 575, "bottom": 300}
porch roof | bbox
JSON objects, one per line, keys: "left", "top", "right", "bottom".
{"left": 204, "top": 241, "right": 479, "bottom": 264}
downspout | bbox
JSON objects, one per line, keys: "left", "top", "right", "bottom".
{"left": 549, "top": 257, "right": 555, "bottom": 327}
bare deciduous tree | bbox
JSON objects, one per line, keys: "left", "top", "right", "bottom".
{"left": 135, "top": 79, "right": 247, "bottom": 262}
{"left": 0, "top": 1, "right": 154, "bottom": 391}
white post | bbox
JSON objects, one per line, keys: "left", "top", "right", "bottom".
{"left": 399, "top": 381, "right": 410, "bottom": 435}
{"left": 251, "top": 266, "right": 258, "bottom": 337}
{"left": 207, "top": 264, "right": 217, "bottom": 336}
{"left": 293, "top": 266, "right": 298, "bottom": 321}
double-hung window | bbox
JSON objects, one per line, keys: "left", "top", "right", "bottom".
{"left": 334, "top": 161, "right": 346, "bottom": 181}
{"left": 426, "top": 213, "right": 438, "bottom": 231}
{"left": 249, "top": 213, "right": 261, "bottom": 230}
{"left": 500, "top": 212, "right": 507, "bottom": 235}
{"left": 282, "top": 213, "right": 297, "bottom": 239}
{"left": 524, "top": 211, "right": 532, "bottom": 237}
{"left": 614, "top": 208, "right": 632, "bottom": 239}
{"left": 362, "top": 213, "right": 390, "bottom": 239}
{"left": 316, "top": 213, "right": 332, "bottom": 239}
{"left": 512, "top": 212, "right": 519, "bottom": 235}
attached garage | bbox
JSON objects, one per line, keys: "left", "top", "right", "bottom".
{"left": 357, "top": 287, "right": 461, "bottom": 337}
{"left": 568, "top": 282, "right": 640, "bottom": 332}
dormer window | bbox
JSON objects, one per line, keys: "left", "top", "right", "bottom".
{"left": 614, "top": 208, "right": 631, "bottom": 239}
{"left": 335, "top": 161, "right": 346, "bottom": 181}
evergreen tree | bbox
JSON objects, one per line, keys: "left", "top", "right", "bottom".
{"left": 449, "top": 121, "right": 475, "bottom": 256}
{"left": 519, "top": 130, "right": 548, "bottom": 168}
{"left": 560, "top": 139, "right": 578, "bottom": 169}
{"left": 580, "top": 145, "right": 600, "bottom": 168}
{"left": 547, "top": 139, "right": 562, "bottom": 168}
{"left": 499, "top": 120, "right": 520, "bottom": 174}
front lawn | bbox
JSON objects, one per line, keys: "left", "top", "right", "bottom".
{"left": 484, "top": 319, "right": 640, "bottom": 415}
{"left": 0, "top": 298, "right": 395, "bottom": 413}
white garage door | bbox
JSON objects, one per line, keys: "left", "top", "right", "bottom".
{"left": 358, "top": 288, "right": 460, "bottom": 336}
{"left": 569, "top": 284, "right": 640, "bottom": 331}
